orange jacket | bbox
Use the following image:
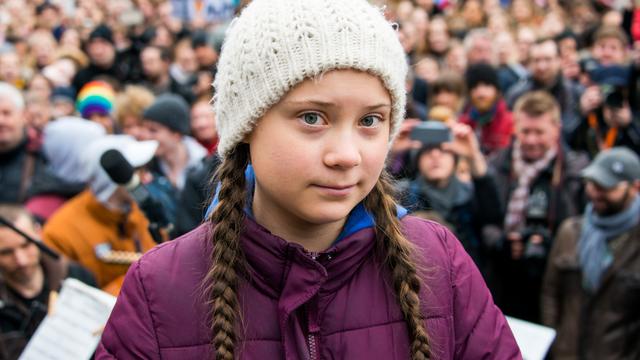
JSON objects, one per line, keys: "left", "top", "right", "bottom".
{"left": 43, "top": 190, "right": 157, "bottom": 296}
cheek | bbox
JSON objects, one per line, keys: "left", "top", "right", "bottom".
{"left": 27, "top": 247, "right": 40, "bottom": 262}
{"left": 361, "top": 141, "right": 388, "bottom": 179}
{"left": 250, "top": 132, "right": 317, "bottom": 183}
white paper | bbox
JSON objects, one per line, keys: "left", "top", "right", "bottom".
{"left": 506, "top": 316, "right": 557, "bottom": 360}
{"left": 19, "top": 278, "right": 117, "bottom": 360}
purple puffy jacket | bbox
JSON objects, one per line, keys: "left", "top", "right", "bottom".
{"left": 96, "top": 215, "right": 521, "bottom": 359}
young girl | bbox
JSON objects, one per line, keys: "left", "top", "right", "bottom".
{"left": 97, "top": 0, "right": 521, "bottom": 359}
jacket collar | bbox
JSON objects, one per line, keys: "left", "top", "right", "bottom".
{"left": 206, "top": 166, "right": 407, "bottom": 299}
{"left": 239, "top": 214, "right": 378, "bottom": 300}
{"left": 81, "top": 190, "right": 142, "bottom": 238}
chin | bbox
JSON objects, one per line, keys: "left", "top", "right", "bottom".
{"left": 299, "top": 202, "right": 357, "bottom": 225}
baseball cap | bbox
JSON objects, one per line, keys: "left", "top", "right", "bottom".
{"left": 84, "top": 135, "right": 158, "bottom": 203}
{"left": 581, "top": 147, "right": 640, "bottom": 188}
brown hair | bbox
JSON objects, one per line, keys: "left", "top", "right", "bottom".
{"left": 114, "top": 85, "right": 155, "bottom": 127}
{"left": 594, "top": 26, "right": 629, "bottom": 47}
{"left": 205, "top": 145, "right": 431, "bottom": 359}
{"left": 513, "top": 90, "right": 561, "bottom": 125}
{"left": 430, "top": 71, "right": 466, "bottom": 98}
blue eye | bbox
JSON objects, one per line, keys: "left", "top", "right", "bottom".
{"left": 302, "top": 113, "right": 321, "bottom": 125}
{"left": 360, "top": 115, "right": 380, "bottom": 127}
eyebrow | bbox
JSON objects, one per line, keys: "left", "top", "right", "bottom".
{"left": 282, "top": 100, "right": 391, "bottom": 111}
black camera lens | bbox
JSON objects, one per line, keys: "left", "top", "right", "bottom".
{"left": 605, "top": 90, "right": 624, "bottom": 109}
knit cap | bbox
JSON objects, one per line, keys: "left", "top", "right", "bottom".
{"left": 465, "top": 63, "right": 499, "bottom": 91}
{"left": 76, "top": 81, "right": 115, "bottom": 119}
{"left": 142, "top": 94, "right": 191, "bottom": 135}
{"left": 213, "top": 0, "right": 408, "bottom": 158}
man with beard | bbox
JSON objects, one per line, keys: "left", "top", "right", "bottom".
{"left": 459, "top": 63, "right": 514, "bottom": 155}
{"left": 506, "top": 39, "right": 584, "bottom": 142}
{"left": 140, "top": 45, "right": 194, "bottom": 104}
{"left": 482, "top": 91, "right": 588, "bottom": 323}
{"left": 0, "top": 205, "right": 95, "bottom": 359}
{"left": 542, "top": 147, "right": 640, "bottom": 360}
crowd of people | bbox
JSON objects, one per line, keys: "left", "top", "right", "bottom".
{"left": 0, "top": 0, "right": 639, "bottom": 358}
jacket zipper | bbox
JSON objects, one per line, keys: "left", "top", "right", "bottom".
{"left": 307, "top": 332, "right": 318, "bottom": 360}
{"left": 306, "top": 250, "right": 333, "bottom": 360}
{"left": 307, "top": 301, "right": 320, "bottom": 360}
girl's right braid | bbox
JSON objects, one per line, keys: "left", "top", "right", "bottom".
{"left": 205, "top": 145, "right": 250, "bottom": 360}
{"left": 364, "top": 172, "right": 431, "bottom": 360}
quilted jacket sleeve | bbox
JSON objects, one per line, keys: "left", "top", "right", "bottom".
{"left": 445, "top": 228, "right": 522, "bottom": 359}
{"left": 95, "top": 260, "right": 161, "bottom": 359}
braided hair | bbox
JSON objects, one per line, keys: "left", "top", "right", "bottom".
{"left": 205, "top": 146, "right": 430, "bottom": 359}
{"left": 364, "top": 171, "right": 431, "bottom": 360}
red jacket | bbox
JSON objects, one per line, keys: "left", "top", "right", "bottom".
{"left": 459, "top": 99, "right": 514, "bottom": 154}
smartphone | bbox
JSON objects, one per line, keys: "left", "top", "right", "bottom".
{"left": 409, "top": 121, "right": 452, "bottom": 146}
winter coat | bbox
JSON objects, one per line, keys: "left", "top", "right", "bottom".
{"left": 569, "top": 110, "right": 640, "bottom": 159}
{"left": 0, "top": 256, "right": 96, "bottom": 360}
{"left": 399, "top": 174, "right": 503, "bottom": 265}
{"left": 0, "top": 137, "right": 48, "bottom": 204}
{"left": 42, "top": 190, "right": 157, "bottom": 295}
{"left": 459, "top": 99, "right": 514, "bottom": 155}
{"left": 541, "top": 217, "right": 640, "bottom": 360}
{"left": 175, "top": 155, "right": 220, "bottom": 236}
{"left": 96, "top": 214, "right": 522, "bottom": 359}
{"left": 482, "top": 145, "right": 588, "bottom": 322}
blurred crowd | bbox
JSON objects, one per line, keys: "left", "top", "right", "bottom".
{"left": 0, "top": 0, "right": 639, "bottom": 359}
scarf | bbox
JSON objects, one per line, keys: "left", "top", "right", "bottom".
{"left": 504, "top": 142, "right": 557, "bottom": 232}
{"left": 578, "top": 195, "right": 640, "bottom": 292}
{"left": 469, "top": 103, "right": 497, "bottom": 127}
{"left": 414, "top": 175, "right": 472, "bottom": 221}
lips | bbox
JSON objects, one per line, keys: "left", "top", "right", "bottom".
{"left": 312, "top": 183, "right": 356, "bottom": 197}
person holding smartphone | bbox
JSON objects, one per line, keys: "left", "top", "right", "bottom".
{"left": 398, "top": 122, "right": 503, "bottom": 266}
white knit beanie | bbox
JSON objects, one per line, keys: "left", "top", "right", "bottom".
{"left": 213, "top": 0, "right": 408, "bottom": 158}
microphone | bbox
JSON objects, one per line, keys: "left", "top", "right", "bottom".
{"left": 100, "top": 149, "right": 151, "bottom": 204}
{"left": 99, "top": 149, "right": 172, "bottom": 242}
{"left": 100, "top": 149, "right": 137, "bottom": 186}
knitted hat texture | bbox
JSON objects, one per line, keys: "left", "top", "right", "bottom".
{"left": 213, "top": 0, "right": 408, "bottom": 158}
{"left": 76, "top": 81, "right": 115, "bottom": 119}
{"left": 142, "top": 94, "right": 191, "bottom": 135}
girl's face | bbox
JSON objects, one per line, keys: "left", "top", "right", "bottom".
{"left": 248, "top": 70, "right": 391, "bottom": 233}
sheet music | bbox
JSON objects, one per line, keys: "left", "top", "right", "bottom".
{"left": 19, "top": 278, "right": 117, "bottom": 360}
{"left": 506, "top": 316, "right": 557, "bottom": 360}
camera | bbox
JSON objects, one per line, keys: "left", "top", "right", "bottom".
{"left": 601, "top": 85, "right": 626, "bottom": 109}
{"left": 521, "top": 190, "right": 551, "bottom": 260}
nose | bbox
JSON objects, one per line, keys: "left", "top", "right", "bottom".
{"left": 323, "top": 131, "right": 361, "bottom": 169}
{"left": 521, "top": 132, "right": 538, "bottom": 145}
{"left": 13, "top": 247, "right": 30, "bottom": 267}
